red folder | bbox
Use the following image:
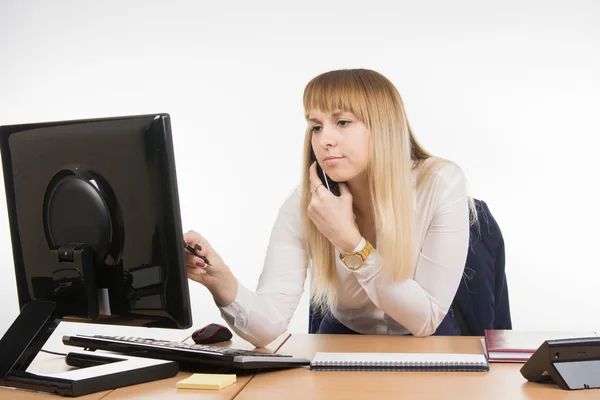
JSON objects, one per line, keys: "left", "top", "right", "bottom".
{"left": 483, "top": 329, "right": 598, "bottom": 363}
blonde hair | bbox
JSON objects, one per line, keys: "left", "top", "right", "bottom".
{"left": 299, "top": 69, "right": 476, "bottom": 315}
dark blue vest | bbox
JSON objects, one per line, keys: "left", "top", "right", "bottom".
{"left": 308, "top": 198, "right": 512, "bottom": 336}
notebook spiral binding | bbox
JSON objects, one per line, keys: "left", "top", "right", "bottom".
{"left": 309, "top": 352, "right": 490, "bottom": 372}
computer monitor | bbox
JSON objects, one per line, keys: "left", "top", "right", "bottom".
{"left": 0, "top": 113, "right": 192, "bottom": 395}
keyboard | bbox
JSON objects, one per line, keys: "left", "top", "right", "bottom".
{"left": 62, "top": 334, "right": 311, "bottom": 373}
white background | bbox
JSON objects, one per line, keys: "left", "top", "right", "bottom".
{"left": 1, "top": 0, "right": 599, "bottom": 344}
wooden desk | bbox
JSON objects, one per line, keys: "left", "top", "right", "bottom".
{"left": 236, "top": 334, "right": 598, "bottom": 400}
{"left": 0, "top": 320, "right": 156, "bottom": 400}
{"left": 102, "top": 332, "right": 290, "bottom": 400}
{"left": 0, "top": 388, "right": 109, "bottom": 400}
{"left": 0, "top": 321, "right": 288, "bottom": 400}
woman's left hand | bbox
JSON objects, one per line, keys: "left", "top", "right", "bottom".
{"left": 308, "top": 162, "right": 362, "bottom": 253}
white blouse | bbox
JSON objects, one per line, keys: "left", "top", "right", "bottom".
{"left": 218, "top": 158, "right": 470, "bottom": 347}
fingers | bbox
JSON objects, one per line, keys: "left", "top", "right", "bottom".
{"left": 193, "top": 255, "right": 207, "bottom": 268}
{"left": 183, "top": 230, "right": 203, "bottom": 245}
{"left": 185, "top": 230, "right": 210, "bottom": 248}
{"left": 187, "top": 266, "right": 208, "bottom": 285}
{"left": 192, "top": 242, "right": 209, "bottom": 258}
{"left": 184, "top": 248, "right": 208, "bottom": 268}
{"left": 184, "top": 230, "right": 210, "bottom": 268}
{"left": 185, "top": 254, "right": 206, "bottom": 268}
{"left": 187, "top": 264, "right": 207, "bottom": 276}
{"left": 309, "top": 162, "right": 322, "bottom": 191}
{"left": 306, "top": 202, "right": 316, "bottom": 219}
{"left": 338, "top": 182, "right": 351, "bottom": 197}
{"left": 307, "top": 193, "right": 323, "bottom": 223}
{"left": 193, "top": 242, "right": 212, "bottom": 267}
{"left": 185, "top": 245, "right": 208, "bottom": 267}
{"left": 311, "top": 162, "right": 338, "bottom": 199}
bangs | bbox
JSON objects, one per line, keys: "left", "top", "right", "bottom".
{"left": 303, "top": 70, "right": 370, "bottom": 125}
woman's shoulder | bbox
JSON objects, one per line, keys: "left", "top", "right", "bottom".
{"left": 414, "top": 156, "right": 467, "bottom": 197}
{"left": 277, "top": 185, "right": 303, "bottom": 218}
{"left": 415, "top": 156, "right": 465, "bottom": 180}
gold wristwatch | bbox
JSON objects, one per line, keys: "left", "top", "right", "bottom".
{"left": 340, "top": 239, "right": 373, "bottom": 270}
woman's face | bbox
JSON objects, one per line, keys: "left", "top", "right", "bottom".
{"left": 308, "top": 109, "right": 370, "bottom": 183}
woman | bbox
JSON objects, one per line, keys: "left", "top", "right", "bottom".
{"left": 185, "top": 69, "right": 474, "bottom": 347}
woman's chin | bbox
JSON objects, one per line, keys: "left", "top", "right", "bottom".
{"left": 324, "top": 173, "right": 343, "bottom": 183}
{"left": 328, "top": 174, "right": 352, "bottom": 183}
{"left": 324, "top": 167, "right": 362, "bottom": 183}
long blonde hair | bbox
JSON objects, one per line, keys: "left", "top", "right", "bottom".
{"left": 300, "top": 69, "right": 445, "bottom": 314}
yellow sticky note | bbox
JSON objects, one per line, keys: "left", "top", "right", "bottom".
{"left": 176, "top": 373, "right": 237, "bottom": 390}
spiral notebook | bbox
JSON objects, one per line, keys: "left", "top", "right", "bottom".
{"left": 310, "top": 352, "right": 489, "bottom": 372}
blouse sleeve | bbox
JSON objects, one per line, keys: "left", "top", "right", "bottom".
{"left": 217, "top": 187, "right": 309, "bottom": 347}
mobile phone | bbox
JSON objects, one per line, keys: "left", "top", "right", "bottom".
{"left": 310, "top": 149, "right": 341, "bottom": 196}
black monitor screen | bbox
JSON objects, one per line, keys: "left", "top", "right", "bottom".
{"left": 0, "top": 113, "right": 192, "bottom": 329}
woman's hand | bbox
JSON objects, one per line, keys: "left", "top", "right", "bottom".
{"left": 308, "top": 162, "right": 362, "bottom": 253}
{"left": 183, "top": 230, "right": 238, "bottom": 307}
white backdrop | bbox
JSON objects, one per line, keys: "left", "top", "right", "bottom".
{"left": 1, "top": 0, "right": 599, "bottom": 343}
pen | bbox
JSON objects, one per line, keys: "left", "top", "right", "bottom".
{"left": 184, "top": 243, "right": 211, "bottom": 266}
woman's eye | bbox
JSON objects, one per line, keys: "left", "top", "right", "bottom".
{"left": 311, "top": 125, "right": 322, "bottom": 134}
{"left": 338, "top": 120, "right": 351, "bottom": 127}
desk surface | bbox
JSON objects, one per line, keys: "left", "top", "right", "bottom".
{"left": 237, "top": 334, "right": 598, "bottom": 400}
{"left": 5, "top": 333, "right": 598, "bottom": 399}
{"left": 102, "top": 332, "right": 290, "bottom": 400}
{"left": 0, "top": 320, "right": 151, "bottom": 400}
{"left": 0, "top": 322, "right": 288, "bottom": 400}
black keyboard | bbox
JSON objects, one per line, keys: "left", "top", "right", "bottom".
{"left": 62, "top": 334, "right": 311, "bottom": 373}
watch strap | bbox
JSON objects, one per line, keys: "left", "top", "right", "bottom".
{"left": 339, "top": 238, "right": 373, "bottom": 270}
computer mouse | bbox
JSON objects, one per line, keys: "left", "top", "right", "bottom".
{"left": 192, "top": 323, "right": 233, "bottom": 344}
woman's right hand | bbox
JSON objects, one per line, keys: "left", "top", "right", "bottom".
{"left": 183, "top": 230, "right": 238, "bottom": 307}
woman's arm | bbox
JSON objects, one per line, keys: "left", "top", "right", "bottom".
{"left": 216, "top": 188, "right": 308, "bottom": 347}
{"left": 346, "top": 164, "right": 470, "bottom": 336}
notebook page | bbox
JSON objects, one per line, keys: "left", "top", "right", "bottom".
{"left": 312, "top": 352, "right": 487, "bottom": 365}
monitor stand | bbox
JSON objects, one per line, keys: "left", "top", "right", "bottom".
{"left": 0, "top": 300, "right": 178, "bottom": 397}
{"left": 0, "top": 245, "right": 179, "bottom": 397}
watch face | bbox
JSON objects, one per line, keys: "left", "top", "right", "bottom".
{"left": 345, "top": 254, "right": 362, "bottom": 269}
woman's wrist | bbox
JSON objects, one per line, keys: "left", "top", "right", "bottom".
{"left": 209, "top": 266, "right": 239, "bottom": 307}
{"left": 337, "top": 229, "right": 363, "bottom": 255}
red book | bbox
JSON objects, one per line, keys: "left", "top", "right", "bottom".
{"left": 483, "top": 329, "right": 598, "bottom": 363}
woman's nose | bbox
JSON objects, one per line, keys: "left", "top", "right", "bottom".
{"left": 319, "top": 124, "right": 337, "bottom": 147}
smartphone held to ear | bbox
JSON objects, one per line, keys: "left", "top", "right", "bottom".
{"left": 311, "top": 149, "right": 341, "bottom": 197}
